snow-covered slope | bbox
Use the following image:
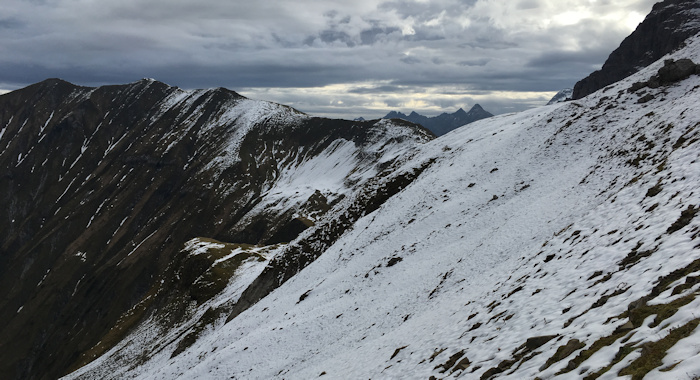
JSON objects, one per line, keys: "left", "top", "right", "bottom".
{"left": 546, "top": 88, "right": 573, "bottom": 105}
{"left": 0, "top": 78, "right": 432, "bottom": 379}
{"left": 67, "top": 35, "right": 700, "bottom": 380}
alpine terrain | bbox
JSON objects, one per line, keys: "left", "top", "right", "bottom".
{"left": 383, "top": 105, "right": 494, "bottom": 137}
{"left": 1, "top": 0, "right": 700, "bottom": 379}
{"left": 546, "top": 88, "right": 573, "bottom": 105}
{"left": 0, "top": 79, "right": 432, "bottom": 379}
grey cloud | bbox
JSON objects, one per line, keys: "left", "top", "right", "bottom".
{"left": 405, "top": 31, "right": 446, "bottom": 42}
{"left": 459, "top": 58, "right": 490, "bottom": 66}
{"left": 305, "top": 30, "right": 356, "bottom": 46}
{"left": 0, "top": 0, "right": 661, "bottom": 119}
{"left": 348, "top": 85, "right": 405, "bottom": 94}
{"left": 526, "top": 48, "right": 611, "bottom": 69}
{"left": 0, "top": 18, "right": 24, "bottom": 29}
{"left": 516, "top": 0, "right": 540, "bottom": 10}
{"left": 378, "top": 0, "right": 478, "bottom": 21}
{"left": 400, "top": 56, "right": 422, "bottom": 65}
{"left": 459, "top": 39, "right": 519, "bottom": 50}
{"left": 360, "top": 26, "right": 401, "bottom": 45}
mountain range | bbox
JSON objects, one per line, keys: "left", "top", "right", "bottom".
{"left": 383, "top": 104, "right": 494, "bottom": 136}
{"left": 1, "top": 0, "right": 700, "bottom": 379}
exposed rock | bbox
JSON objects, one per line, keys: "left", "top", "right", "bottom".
{"left": 573, "top": 0, "right": 700, "bottom": 99}
{"left": 657, "top": 58, "right": 699, "bottom": 83}
{"left": 524, "top": 335, "right": 558, "bottom": 351}
{"left": 629, "top": 58, "right": 700, "bottom": 94}
{"left": 435, "top": 350, "right": 467, "bottom": 373}
{"left": 638, "top": 93, "right": 655, "bottom": 103}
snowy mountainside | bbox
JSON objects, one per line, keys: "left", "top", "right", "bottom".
{"left": 0, "top": 78, "right": 431, "bottom": 380}
{"left": 546, "top": 88, "right": 573, "bottom": 105}
{"left": 68, "top": 36, "right": 700, "bottom": 380}
{"left": 573, "top": 0, "right": 700, "bottom": 99}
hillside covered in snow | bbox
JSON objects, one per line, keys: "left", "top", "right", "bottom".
{"left": 0, "top": 78, "right": 431, "bottom": 380}
{"left": 1, "top": 1, "right": 700, "bottom": 379}
{"left": 65, "top": 33, "right": 700, "bottom": 380}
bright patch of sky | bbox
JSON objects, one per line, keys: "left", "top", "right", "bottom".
{"left": 0, "top": 0, "right": 657, "bottom": 118}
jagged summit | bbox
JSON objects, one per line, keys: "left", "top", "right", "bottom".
{"left": 382, "top": 104, "right": 493, "bottom": 136}
{"left": 573, "top": 0, "right": 700, "bottom": 99}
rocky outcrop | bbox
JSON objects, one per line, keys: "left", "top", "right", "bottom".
{"left": 572, "top": 0, "right": 700, "bottom": 99}
{"left": 628, "top": 58, "right": 700, "bottom": 96}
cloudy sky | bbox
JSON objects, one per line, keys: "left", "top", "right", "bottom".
{"left": 1, "top": 0, "right": 657, "bottom": 119}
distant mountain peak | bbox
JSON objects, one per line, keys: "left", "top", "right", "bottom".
{"left": 383, "top": 105, "right": 493, "bottom": 136}
{"left": 547, "top": 88, "right": 573, "bottom": 105}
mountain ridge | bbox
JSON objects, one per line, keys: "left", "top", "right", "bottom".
{"left": 0, "top": 78, "right": 432, "bottom": 380}
{"left": 383, "top": 104, "right": 493, "bottom": 136}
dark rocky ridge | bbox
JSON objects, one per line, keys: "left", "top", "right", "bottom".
{"left": 572, "top": 0, "right": 700, "bottom": 99}
{"left": 0, "top": 79, "right": 432, "bottom": 380}
{"left": 384, "top": 104, "right": 493, "bottom": 136}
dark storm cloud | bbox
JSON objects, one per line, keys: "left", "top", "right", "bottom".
{"left": 0, "top": 0, "right": 660, "bottom": 118}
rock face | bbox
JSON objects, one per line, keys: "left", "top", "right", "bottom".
{"left": 572, "top": 0, "right": 700, "bottom": 99}
{"left": 0, "top": 79, "right": 432, "bottom": 380}
{"left": 383, "top": 104, "right": 493, "bottom": 136}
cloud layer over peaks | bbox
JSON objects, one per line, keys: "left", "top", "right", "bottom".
{"left": 0, "top": 0, "right": 657, "bottom": 118}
